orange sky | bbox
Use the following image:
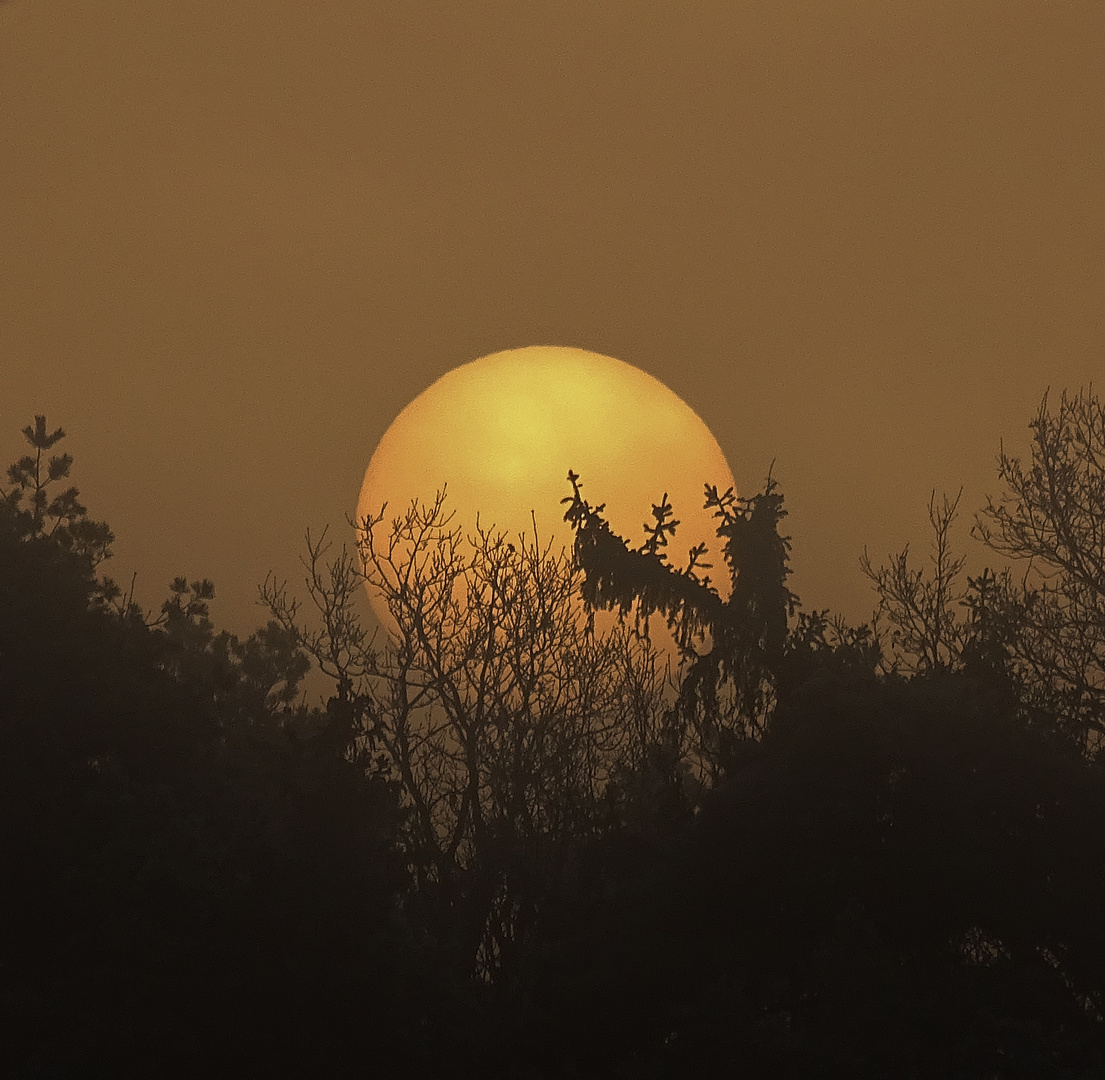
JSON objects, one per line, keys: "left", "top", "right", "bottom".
{"left": 2, "top": 0, "right": 1102, "bottom": 636}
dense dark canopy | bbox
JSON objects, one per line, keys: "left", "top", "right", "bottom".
{"left": 4, "top": 402, "right": 1105, "bottom": 1077}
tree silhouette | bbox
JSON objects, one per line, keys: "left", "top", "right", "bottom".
{"left": 1, "top": 420, "right": 410, "bottom": 1078}
{"left": 861, "top": 490, "right": 971, "bottom": 673}
{"left": 551, "top": 461, "right": 1105, "bottom": 1077}
{"left": 975, "top": 388, "right": 1105, "bottom": 744}
{"left": 7, "top": 411, "right": 1105, "bottom": 1078}
{"left": 562, "top": 469, "right": 798, "bottom": 778}
{"left": 264, "top": 492, "right": 669, "bottom": 992}
{"left": 2, "top": 415, "right": 114, "bottom": 566}
{"left": 865, "top": 388, "right": 1105, "bottom": 748}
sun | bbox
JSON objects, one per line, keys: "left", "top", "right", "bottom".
{"left": 356, "top": 345, "right": 735, "bottom": 628}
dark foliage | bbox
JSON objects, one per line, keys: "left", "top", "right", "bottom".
{"left": 3, "top": 414, "right": 1105, "bottom": 1077}
{"left": 1, "top": 421, "right": 410, "bottom": 1078}
{"left": 517, "top": 668, "right": 1105, "bottom": 1078}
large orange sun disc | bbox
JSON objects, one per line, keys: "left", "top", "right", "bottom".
{"left": 357, "top": 346, "right": 735, "bottom": 628}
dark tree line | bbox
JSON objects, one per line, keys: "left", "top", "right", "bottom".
{"left": 3, "top": 397, "right": 1105, "bottom": 1078}
{"left": 1, "top": 420, "right": 411, "bottom": 1077}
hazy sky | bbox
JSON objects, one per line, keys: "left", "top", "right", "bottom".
{"left": 3, "top": 0, "right": 1102, "bottom": 636}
